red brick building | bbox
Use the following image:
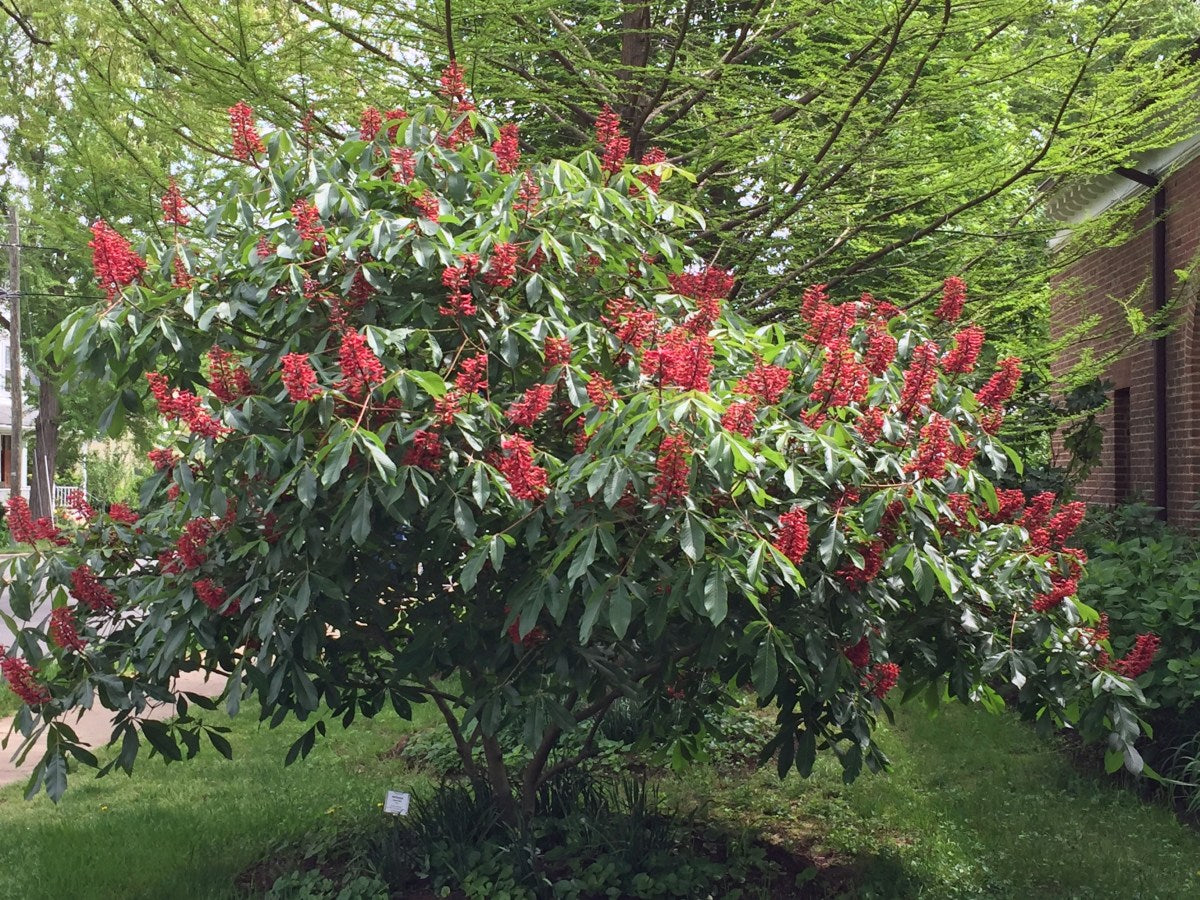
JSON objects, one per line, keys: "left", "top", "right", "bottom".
{"left": 1050, "top": 135, "right": 1200, "bottom": 527}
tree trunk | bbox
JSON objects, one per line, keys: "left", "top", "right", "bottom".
{"left": 29, "top": 373, "right": 59, "bottom": 519}
{"left": 482, "top": 733, "right": 517, "bottom": 823}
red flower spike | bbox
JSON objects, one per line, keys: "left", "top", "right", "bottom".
{"left": 439, "top": 62, "right": 467, "bottom": 100}
{"left": 390, "top": 147, "right": 416, "bottom": 184}
{"left": 0, "top": 654, "right": 51, "bottom": 705}
{"left": 177, "top": 518, "right": 214, "bottom": 569}
{"left": 492, "top": 123, "right": 521, "bottom": 174}
{"left": 434, "top": 389, "right": 463, "bottom": 428}
{"left": 291, "top": 200, "right": 326, "bottom": 254}
{"left": 594, "top": 105, "right": 621, "bottom": 145}
{"left": 359, "top": 107, "right": 382, "bottom": 141}
{"left": 515, "top": 173, "right": 541, "bottom": 215}
{"left": 800, "top": 284, "right": 829, "bottom": 322}
{"left": 385, "top": 108, "right": 408, "bottom": 141}
{"left": 506, "top": 384, "right": 555, "bottom": 427}
{"left": 905, "top": 415, "right": 952, "bottom": 480}
{"left": 413, "top": 191, "right": 440, "bottom": 221}
{"left": 455, "top": 353, "right": 489, "bottom": 394}
{"left": 601, "top": 135, "right": 630, "bottom": 176}
{"left": 89, "top": 220, "right": 146, "bottom": 301}
{"left": 70, "top": 564, "right": 116, "bottom": 612}
{"left": 977, "top": 357, "right": 1021, "bottom": 409}
{"left": 651, "top": 434, "right": 692, "bottom": 506}
{"left": 635, "top": 146, "right": 667, "bottom": 193}
{"left": 543, "top": 337, "right": 573, "bottom": 368}
{"left": 208, "top": 347, "right": 252, "bottom": 404}
{"left": 735, "top": 361, "right": 792, "bottom": 405}
{"left": 66, "top": 489, "right": 95, "bottom": 522}
{"left": 484, "top": 242, "right": 519, "bottom": 289}
{"left": 108, "top": 503, "right": 139, "bottom": 525}
{"left": 281, "top": 353, "right": 320, "bottom": 402}
{"left": 160, "top": 178, "right": 190, "bottom": 226}
{"left": 809, "top": 344, "right": 870, "bottom": 409}
{"left": 196, "top": 578, "right": 238, "bottom": 616}
{"left": 936, "top": 276, "right": 967, "bottom": 321}
{"left": 899, "top": 342, "right": 940, "bottom": 416}
{"left": 1113, "top": 634, "right": 1161, "bottom": 678}
{"left": 864, "top": 325, "right": 898, "bottom": 376}
{"left": 586, "top": 372, "right": 616, "bottom": 407}
{"left": 773, "top": 508, "right": 810, "bottom": 565}
{"left": 844, "top": 636, "right": 871, "bottom": 668}
{"left": 49, "top": 607, "right": 87, "bottom": 653}
{"left": 336, "top": 330, "right": 386, "bottom": 401}
{"left": 148, "top": 447, "right": 179, "bottom": 471}
{"left": 641, "top": 328, "right": 713, "bottom": 392}
{"left": 942, "top": 325, "right": 985, "bottom": 374}
{"left": 440, "top": 253, "right": 480, "bottom": 317}
{"left": 403, "top": 430, "right": 444, "bottom": 472}
{"left": 228, "top": 101, "right": 265, "bottom": 161}
{"left": 862, "top": 662, "right": 900, "bottom": 698}
{"left": 837, "top": 540, "right": 885, "bottom": 589}
{"left": 721, "top": 399, "right": 758, "bottom": 437}
{"left": 858, "top": 407, "right": 885, "bottom": 444}
{"left": 498, "top": 435, "right": 549, "bottom": 502}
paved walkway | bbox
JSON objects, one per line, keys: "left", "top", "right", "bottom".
{"left": 0, "top": 670, "right": 226, "bottom": 788}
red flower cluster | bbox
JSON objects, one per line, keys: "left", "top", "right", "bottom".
{"left": 810, "top": 345, "right": 870, "bottom": 409}
{"left": 146, "top": 372, "right": 227, "bottom": 438}
{"left": 1019, "top": 491, "right": 1056, "bottom": 532}
{"left": 359, "top": 106, "right": 382, "bottom": 141}
{"left": 433, "top": 390, "right": 462, "bottom": 427}
{"left": 148, "top": 447, "right": 179, "bottom": 471}
{"left": 66, "top": 489, "right": 96, "bottom": 522}
{"left": 942, "top": 325, "right": 985, "bottom": 374}
{"left": 455, "top": 353, "right": 489, "bottom": 394}
{"left": 89, "top": 220, "right": 146, "bottom": 301}
{"left": 838, "top": 540, "right": 885, "bottom": 589}
{"left": 1109, "top": 633, "right": 1161, "bottom": 678}
{"left": 196, "top": 578, "right": 238, "bottom": 615}
{"left": 977, "top": 357, "right": 1021, "bottom": 408}
{"left": 6, "top": 497, "right": 65, "bottom": 546}
{"left": 642, "top": 328, "right": 713, "bottom": 392}
{"left": 49, "top": 607, "right": 87, "bottom": 652}
{"left": 858, "top": 407, "right": 885, "bottom": 444}
{"left": 337, "top": 330, "right": 386, "bottom": 401}
{"left": 635, "top": 147, "right": 667, "bottom": 193}
{"left": 844, "top": 636, "right": 871, "bottom": 668}
{"left": 171, "top": 257, "right": 193, "bottom": 290}
{"left": 899, "top": 342, "right": 940, "bottom": 415}
{"left": 441, "top": 253, "right": 480, "bottom": 317}
{"left": 543, "top": 337, "right": 573, "bottom": 368}
{"left": 982, "top": 488, "right": 1025, "bottom": 523}
{"left": 862, "top": 661, "right": 900, "bottom": 698}
{"left": 498, "top": 435, "right": 549, "bottom": 502}
{"left": 256, "top": 236, "right": 276, "bottom": 258}
{"left": 70, "top": 564, "right": 115, "bottom": 612}
{"left": 1, "top": 653, "right": 50, "bottom": 705}
{"left": 442, "top": 100, "right": 476, "bottom": 149}
{"left": 805, "top": 301, "right": 857, "bottom": 350}
{"left": 906, "top": 415, "right": 952, "bottom": 480}
{"left": 484, "top": 242, "right": 519, "bottom": 289}
{"left": 669, "top": 266, "right": 735, "bottom": 305}
{"left": 177, "top": 518, "right": 213, "bottom": 569}
{"left": 413, "top": 190, "right": 440, "bottom": 221}
{"left": 229, "top": 101, "right": 265, "bottom": 161}
{"left": 403, "top": 429, "right": 444, "bottom": 472}
{"left": 586, "top": 372, "right": 616, "bottom": 407}
{"left": 1046, "top": 502, "right": 1087, "bottom": 550}
{"left": 161, "top": 178, "right": 190, "bottom": 226}
{"left": 439, "top": 62, "right": 467, "bottom": 100}
{"left": 721, "top": 400, "right": 758, "bottom": 437}
{"left": 292, "top": 200, "right": 326, "bottom": 254}
{"left": 773, "top": 507, "right": 810, "bottom": 565}
{"left": 516, "top": 173, "right": 541, "bottom": 215}
{"left": 385, "top": 108, "right": 408, "bottom": 140}
{"left": 935, "top": 276, "right": 967, "bottom": 321}
{"left": 492, "top": 123, "right": 521, "bottom": 174}
{"left": 1033, "top": 576, "right": 1078, "bottom": 613}
{"left": 800, "top": 283, "right": 829, "bottom": 321}
{"left": 390, "top": 147, "right": 416, "bottom": 184}
{"left": 281, "top": 353, "right": 320, "bottom": 402}
{"left": 735, "top": 361, "right": 792, "bottom": 405}
{"left": 207, "top": 347, "right": 253, "bottom": 404}
{"left": 652, "top": 433, "right": 692, "bottom": 506}
{"left": 108, "top": 502, "right": 139, "bottom": 525}
{"left": 602, "top": 298, "right": 658, "bottom": 353}
{"left": 595, "top": 106, "right": 629, "bottom": 175}
{"left": 507, "top": 612, "right": 547, "bottom": 648}
{"left": 863, "top": 325, "right": 897, "bottom": 376}
{"left": 507, "top": 384, "right": 555, "bottom": 427}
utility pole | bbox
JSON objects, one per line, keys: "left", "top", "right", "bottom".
{"left": 7, "top": 204, "right": 22, "bottom": 500}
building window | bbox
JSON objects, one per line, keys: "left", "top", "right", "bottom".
{"left": 1113, "top": 387, "right": 1131, "bottom": 503}
{"left": 0, "top": 433, "right": 11, "bottom": 485}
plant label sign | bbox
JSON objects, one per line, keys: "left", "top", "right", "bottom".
{"left": 383, "top": 790, "right": 411, "bottom": 816}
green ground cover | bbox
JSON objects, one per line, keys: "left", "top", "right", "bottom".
{"left": 0, "top": 701, "right": 1197, "bottom": 898}
{"left": 0, "top": 688, "right": 16, "bottom": 718}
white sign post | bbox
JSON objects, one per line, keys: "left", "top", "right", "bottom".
{"left": 383, "top": 790, "right": 411, "bottom": 816}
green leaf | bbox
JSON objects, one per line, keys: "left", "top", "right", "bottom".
{"left": 608, "top": 579, "right": 632, "bottom": 639}
{"left": 350, "top": 489, "right": 372, "bottom": 545}
{"left": 681, "top": 512, "right": 705, "bottom": 562}
{"left": 753, "top": 634, "right": 779, "bottom": 695}
{"left": 703, "top": 567, "right": 728, "bottom": 625}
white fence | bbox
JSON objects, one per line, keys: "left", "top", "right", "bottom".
{"left": 52, "top": 485, "right": 84, "bottom": 508}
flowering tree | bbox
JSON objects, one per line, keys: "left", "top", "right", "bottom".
{"left": 0, "top": 70, "right": 1157, "bottom": 810}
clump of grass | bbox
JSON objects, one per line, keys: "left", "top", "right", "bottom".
{"left": 0, "top": 687, "right": 17, "bottom": 718}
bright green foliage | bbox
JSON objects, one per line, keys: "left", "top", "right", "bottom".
{"left": 0, "top": 90, "right": 1149, "bottom": 811}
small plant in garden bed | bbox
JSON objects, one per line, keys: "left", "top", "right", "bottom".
{"left": 0, "top": 66, "right": 1158, "bottom": 816}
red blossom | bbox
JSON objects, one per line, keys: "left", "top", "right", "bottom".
{"left": 862, "top": 661, "right": 900, "bottom": 698}
{"left": 594, "top": 104, "right": 621, "bottom": 145}
{"left": 586, "top": 372, "right": 616, "bottom": 407}
{"left": 800, "top": 283, "right": 829, "bottom": 322}
{"left": 635, "top": 146, "right": 667, "bottom": 193}
{"left": 844, "top": 636, "right": 871, "bottom": 668}
{"left": 651, "top": 433, "right": 692, "bottom": 506}
{"left": 196, "top": 578, "right": 238, "bottom": 616}
{"left": 160, "top": 178, "right": 190, "bottom": 226}
{"left": 858, "top": 407, "right": 885, "bottom": 444}
{"left": 291, "top": 199, "right": 326, "bottom": 254}
{"left": 601, "top": 135, "right": 630, "bottom": 176}
{"left": 359, "top": 106, "right": 382, "bottom": 140}
{"left": 0, "top": 654, "right": 51, "bottom": 705}
{"left": 413, "top": 191, "right": 440, "bottom": 221}
{"left": 484, "top": 242, "right": 519, "bottom": 289}
{"left": 1019, "top": 492, "right": 1057, "bottom": 532}
{"left": 721, "top": 399, "right": 758, "bottom": 437}
{"left": 1047, "top": 502, "right": 1087, "bottom": 549}
{"left": 67, "top": 489, "right": 96, "bottom": 522}
{"left": 171, "top": 257, "right": 193, "bottom": 290}
{"left": 977, "top": 357, "right": 1021, "bottom": 409}
{"left": 864, "top": 325, "right": 898, "bottom": 376}
{"left": 70, "top": 564, "right": 115, "bottom": 612}
{"left": 434, "top": 389, "right": 463, "bottom": 428}
{"left": 507, "top": 384, "right": 555, "bottom": 427}
{"left": 229, "top": 101, "right": 265, "bottom": 161}
{"left": 1033, "top": 575, "right": 1077, "bottom": 613}
{"left": 810, "top": 344, "right": 870, "bottom": 409}
{"left": 773, "top": 507, "right": 810, "bottom": 565}
{"left": 281, "top": 353, "right": 320, "bottom": 402}
{"left": 256, "top": 236, "right": 276, "bottom": 258}
{"left": 6, "top": 496, "right": 65, "bottom": 546}
{"left": 936, "top": 276, "right": 967, "bottom": 322}
{"left": 49, "top": 606, "right": 87, "bottom": 653}
{"left": 602, "top": 298, "right": 658, "bottom": 351}
{"left": 1112, "top": 634, "right": 1161, "bottom": 678}
{"left": 899, "top": 342, "right": 940, "bottom": 416}
{"left": 906, "top": 415, "right": 952, "bottom": 480}
{"left": 507, "top": 613, "right": 547, "bottom": 648}
{"left": 177, "top": 518, "right": 213, "bottom": 569}
{"left": 492, "top": 123, "right": 521, "bottom": 174}
{"left": 838, "top": 540, "right": 885, "bottom": 589}
{"left": 498, "top": 435, "right": 549, "bottom": 502}
{"left": 439, "top": 62, "right": 467, "bottom": 100}
{"left": 148, "top": 447, "right": 179, "bottom": 471}
{"left": 145, "top": 373, "right": 228, "bottom": 438}
{"left": 515, "top": 172, "right": 541, "bottom": 215}
{"left": 336, "top": 330, "right": 386, "bottom": 401}
{"left": 641, "top": 328, "right": 713, "bottom": 392}
{"left": 440, "top": 253, "right": 480, "bottom": 317}
{"left": 805, "top": 301, "right": 857, "bottom": 350}
{"left": 403, "top": 430, "right": 444, "bottom": 472}
{"left": 982, "top": 488, "right": 1026, "bottom": 523}
{"left": 390, "top": 147, "right": 416, "bottom": 184}
{"left": 108, "top": 502, "right": 139, "bottom": 525}
{"left": 208, "top": 347, "right": 252, "bottom": 403}
{"left": 543, "top": 337, "right": 573, "bottom": 368}
{"left": 455, "top": 353, "right": 489, "bottom": 394}
{"left": 735, "top": 361, "right": 792, "bottom": 405}
{"left": 385, "top": 108, "right": 409, "bottom": 140}
{"left": 942, "top": 325, "right": 985, "bottom": 374}
{"left": 89, "top": 220, "right": 146, "bottom": 301}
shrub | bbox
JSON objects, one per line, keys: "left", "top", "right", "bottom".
{"left": 0, "top": 72, "right": 1156, "bottom": 808}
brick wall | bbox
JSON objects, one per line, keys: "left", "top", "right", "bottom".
{"left": 1051, "top": 154, "right": 1200, "bottom": 528}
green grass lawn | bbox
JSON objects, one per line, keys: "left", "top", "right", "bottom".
{"left": 1, "top": 699, "right": 1199, "bottom": 898}
{"left": 0, "top": 687, "right": 16, "bottom": 718}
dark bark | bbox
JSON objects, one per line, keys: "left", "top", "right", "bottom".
{"left": 482, "top": 733, "right": 516, "bottom": 823}
{"left": 29, "top": 373, "right": 59, "bottom": 519}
